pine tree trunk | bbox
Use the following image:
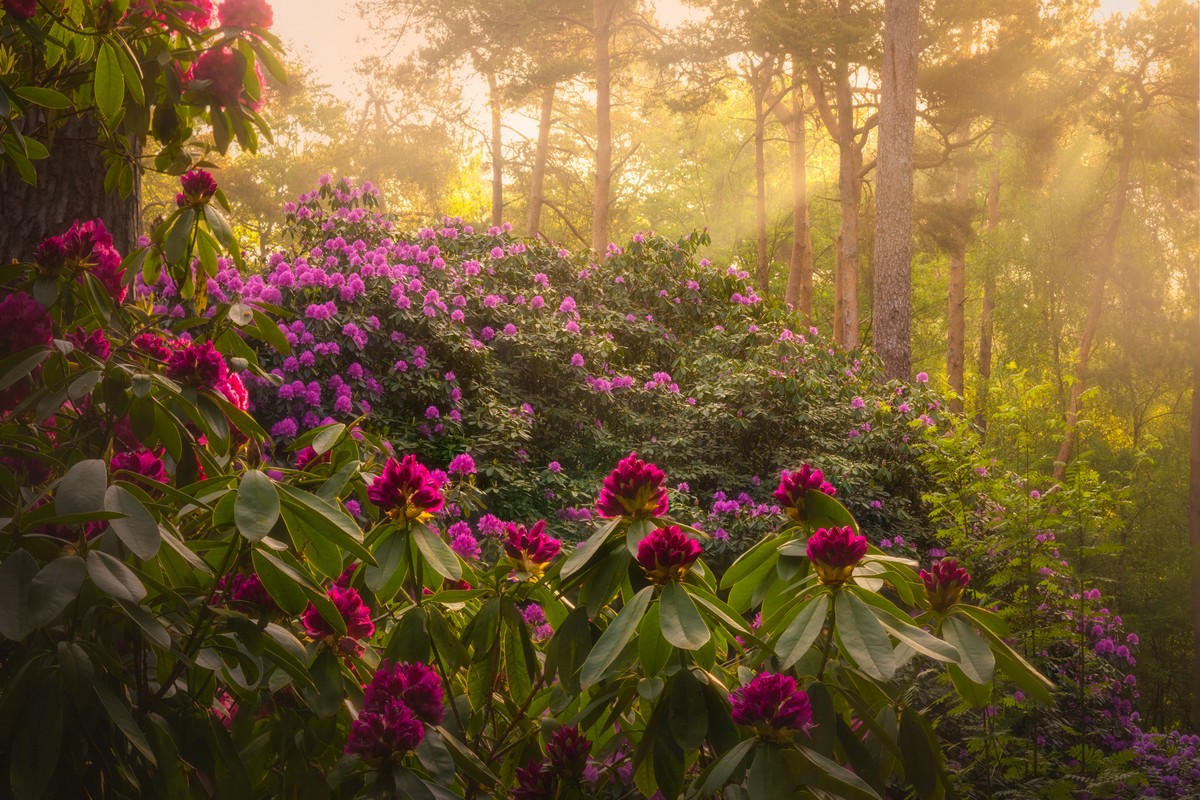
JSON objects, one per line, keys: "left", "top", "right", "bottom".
{"left": 947, "top": 158, "right": 970, "bottom": 412}
{"left": 833, "top": 0, "right": 861, "bottom": 348}
{"left": 591, "top": 0, "right": 613, "bottom": 256}
{"left": 872, "top": 0, "right": 919, "bottom": 379}
{"left": 1053, "top": 125, "right": 1135, "bottom": 480}
{"left": 976, "top": 129, "right": 1002, "bottom": 430}
{"left": 784, "top": 83, "right": 813, "bottom": 316}
{"left": 487, "top": 71, "right": 504, "bottom": 227}
{"left": 0, "top": 115, "right": 141, "bottom": 260}
{"left": 753, "top": 58, "right": 770, "bottom": 297}
{"left": 527, "top": 85, "right": 555, "bottom": 236}
{"left": 1191, "top": 286, "right": 1200, "bottom": 729}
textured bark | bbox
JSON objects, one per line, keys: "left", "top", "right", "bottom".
{"left": 1191, "top": 293, "right": 1200, "bottom": 728}
{"left": 752, "top": 58, "right": 771, "bottom": 296}
{"left": 527, "top": 85, "right": 555, "bottom": 236}
{"left": 591, "top": 0, "right": 613, "bottom": 256}
{"left": 487, "top": 71, "right": 504, "bottom": 227}
{"left": 783, "top": 84, "right": 813, "bottom": 315}
{"left": 946, "top": 156, "right": 970, "bottom": 412}
{"left": 872, "top": 0, "right": 919, "bottom": 379}
{"left": 0, "top": 115, "right": 141, "bottom": 260}
{"left": 976, "top": 129, "right": 1002, "bottom": 429}
{"left": 1052, "top": 126, "right": 1135, "bottom": 480}
{"left": 833, "top": 0, "right": 860, "bottom": 348}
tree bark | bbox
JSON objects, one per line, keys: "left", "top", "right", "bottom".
{"left": 1052, "top": 124, "right": 1135, "bottom": 480}
{"left": 1191, "top": 273, "right": 1200, "bottom": 728}
{"left": 947, "top": 153, "right": 970, "bottom": 412}
{"left": 0, "top": 115, "right": 141, "bottom": 260}
{"left": 783, "top": 81, "right": 813, "bottom": 315}
{"left": 591, "top": 0, "right": 613, "bottom": 256}
{"left": 752, "top": 57, "right": 771, "bottom": 297}
{"left": 487, "top": 71, "right": 504, "bottom": 227}
{"left": 872, "top": 0, "right": 919, "bottom": 379}
{"left": 976, "top": 129, "right": 1002, "bottom": 429}
{"left": 834, "top": 0, "right": 861, "bottom": 348}
{"left": 527, "top": 85, "right": 555, "bottom": 236}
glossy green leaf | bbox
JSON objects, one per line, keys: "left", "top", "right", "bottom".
{"left": 942, "top": 615, "right": 995, "bottom": 684}
{"left": 276, "top": 485, "right": 373, "bottom": 564}
{"left": 27, "top": 556, "right": 85, "bottom": 630}
{"left": 234, "top": 470, "right": 279, "bottom": 542}
{"left": 659, "top": 582, "right": 710, "bottom": 651}
{"left": 899, "top": 708, "right": 939, "bottom": 799}
{"left": 776, "top": 593, "right": 830, "bottom": 669}
{"left": 580, "top": 586, "right": 653, "bottom": 688}
{"left": 691, "top": 738, "right": 754, "bottom": 799}
{"left": 412, "top": 523, "right": 462, "bottom": 582}
{"left": 94, "top": 42, "right": 124, "bottom": 118}
{"left": 58, "top": 459, "right": 107, "bottom": 517}
{"left": 104, "top": 485, "right": 160, "bottom": 559}
{"left": 14, "top": 86, "right": 71, "bottom": 108}
{"left": 0, "top": 550, "right": 36, "bottom": 640}
{"left": 10, "top": 679, "right": 63, "bottom": 800}
{"left": 797, "top": 743, "right": 883, "bottom": 800}
{"left": 746, "top": 745, "right": 791, "bottom": 800}
{"left": 94, "top": 682, "right": 156, "bottom": 764}
{"left": 638, "top": 603, "right": 672, "bottom": 676}
{"left": 835, "top": 591, "right": 896, "bottom": 681}
{"left": 874, "top": 612, "right": 960, "bottom": 664}
{"left": 0, "top": 346, "right": 49, "bottom": 391}
{"left": 560, "top": 515, "right": 621, "bottom": 580}
{"left": 251, "top": 549, "right": 308, "bottom": 616}
{"left": 720, "top": 532, "right": 783, "bottom": 590}
{"left": 86, "top": 550, "right": 146, "bottom": 603}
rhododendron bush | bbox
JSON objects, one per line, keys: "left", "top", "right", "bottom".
{"left": 0, "top": 173, "right": 1190, "bottom": 800}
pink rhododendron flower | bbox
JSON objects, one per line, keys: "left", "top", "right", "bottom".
{"left": 503, "top": 520, "right": 560, "bottom": 579}
{"left": 110, "top": 449, "right": 167, "bottom": 485}
{"left": 176, "top": 169, "right": 219, "bottom": 207}
{"left": 67, "top": 327, "right": 112, "bottom": 360}
{"left": 367, "top": 454, "right": 444, "bottom": 522}
{"left": 546, "top": 725, "right": 591, "bottom": 777}
{"left": 166, "top": 340, "right": 228, "bottom": 388}
{"left": 190, "top": 47, "right": 263, "bottom": 110}
{"left": 636, "top": 525, "right": 702, "bottom": 585}
{"left": 731, "top": 672, "right": 812, "bottom": 742}
{"left": 596, "top": 452, "right": 668, "bottom": 519}
{"left": 2, "top": 0, "right": 37, "bottom": 19}
{"left": 806, "top": 526, "right": 869, "bottom": 586}
{"left": 448, "top": 453, "right": 475, "bottom": 475}
{"left": 218, "top": 372, "right": 249, "bottom": 411}
{"left": 35, "top": 219, "right": 126, "bottom": 301}
{"left": 217, "top": 0, "right": 273, "bottom": 29}
{"left": 362, "top": 660, "right": 444, "bottom": 725}
{"left": 302, "top": 585, "right": 374, "bottom": 651}
{"left": 920, "top": 558, "right": 970, "bottom": 612}
{"left": 0, "top": 293, "right": 53, "bottom": 355}
{"left": 773, "top": 465, "right": 836, "bottom": 523}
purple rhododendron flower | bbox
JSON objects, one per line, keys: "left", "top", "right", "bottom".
{"left": 773, "top": 465, "right": 836, "bottom": 523}
{"left": 731, "top": 672, "right": 812, "bottom": 742}
{"left": 920, "top": 558, "right": 970, "bottom": 612}
{"left": 546, "top": 725, "right": 591, "bottom": 776}
{"left": 302, "top": 585, "right": 375, "bottom": 652}
{"left": 367, "top": 454, "right": 445, "bottom": 522}
{"left": 596, "top": 452, "right": 668, "bottom": 519}
{"left": 504, "top": 520, "right": 561, "bottom": 579}
{"left": 110, "top": 449, "right": 166, "bottom": 485}
{"left": 448, "top": 453, "right": 475, "bottom": 475}
{"left": 345, "top": 700, "right": 424, "bottom": 761}
{"left": 636, "top": 525, "right": 702, "bottom": 585}
{"left": 806, "top": 526, "right": 869, "bottom": 586}
{"left": 166, "top": 340, "right": 228, "bottom": 388}
{"left": 362, "top": 660, "right": 444, "bottom": 725}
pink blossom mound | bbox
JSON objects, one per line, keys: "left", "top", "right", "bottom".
{"left": 367, "top": 454, "right": 444, "bottom": 522}
{"left": 635, "top": 525, "right": 702, "bottom": 585}
{"left": 773, "top": 464, "right": 836, "bottom": 522}
{"left": 68, "top": 327, "right": 112, "bottom": 360}
{"left": 190, "top": 47, "right": 262, "bottom": 110}
{"left": 362, "top": 661, "right": 444, "bottom": 725}
{"left": 596, "top": 451, "right": 668, "bottom": 519}
{"left": 920, "top": 557, "right": 970, "bottom": 612}
{"left": 346, "top": 660, "right": 442, "bottom": 762}
{"left": 731, "top": 672, "right": 812, "bottom": 742}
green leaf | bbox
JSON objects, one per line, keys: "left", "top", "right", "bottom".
{"left": 433, "top": 726, "right": 500, "bottom": 787}
{"left": 776, "top": 593, "right": 830, "bottom": 669}
{"left": 503, "top": 622, "right": 534, "bottom": 703}
{"left": 941, "top": 616, "right": 995, "bottom": 684}
{"left": 414, "top": 729, "right": 456, "bottom": 786}
{"left": 638, "top": 603, "right": 672, "bottom": 676}
{"left": 543, "top": 607, "right": 592, "bottom": 695}
{"left": 94, "top": 42, "right": 124, "bottom": 119}
{"left": 364, "top": 531, "right": 408, "bottom": 601}
{"left": 667, "top": 669, "right": 708, "bottom": 749}
{"left": 164, "top": 208, "right": 194, "bottom": 265}
{"left": 0, "top": 550, "right": 36, "bottom": 640}
{"left": 87, "top": 550, "right": 146, "bottom": 603}
{"left": 94, "top": 682, "right": 156, "bottom": 764}
{"left": 104, "top": 485, "right": 161, "bottom": 559}
{"left": 873, "top": 611, "right": 960, "bottom": 664}
{"left": 747, "top": 745, "right": 791, "bottom": 800}
{"left": 235, "top": 470, "right": 279, "bottom": 542}
{"left": 0, "top": 346, "right": 49, "bottom": 392}
{"left": 720, "top": 531, "right": 782, "bottom": 590}
{"left": 302, "top": 647, "right": 344, "bottom": 719}
{"left": 114, "top": 598, "right": 171, "bottom": 648}
{"left": 898, "top": 708, "right": 939, "bottom": 799}
{"left": 282, "top": 503, "right": 343, "bottom": 580}
{"left": 251, "top": 549, "right": 308, "bottom": 616}
{"left": 805, "top": 490, "right": 860, "bottom": 533}
{"left": 249, "top": 308, "right": 290, "bottom": 354}
{"left": 10, "top": 678, "right": 63, "bottom": 800}
{"left": 412, "top": 523, "right": 462, "bottom": 582}
{"left": 580, "top": 586, "right": 653, "bottom": 688}
{"left": 797, "top": 743, "right": 883, "bottom": 800}
{"left": 835, "top": 591, "right": 897, "bottom": 681}
{"left": 203, "top": 205, "right": 241, "bottom": 264}
{"left": 14, "top": 86, "right": 71, "bottom": 109}
{"left": 659, "top": 582, "right": 710, "bottom": 651}
{"left": 691, "top": 738, "right": 754, "bottom": 799}
{"left": 27, "top": 556, "right": 85, "bottom": 630}
{"left": 560, "top": 515, "right": 621, "bottom": 580}
{"left": 311, "top": 422, "right": 346, "bottom": 455}
{"left": 114, "top": 41, "right": 145, "bottom": 106}
{"left": 58, "top": 459, "right": 107, "bottom": 517}
{"left": 276, "top": 484, "right": 373, "bottom": 564}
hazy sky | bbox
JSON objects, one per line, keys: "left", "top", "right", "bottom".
{"left": 271, "top": 0, "right": 1148, "bottom": 111}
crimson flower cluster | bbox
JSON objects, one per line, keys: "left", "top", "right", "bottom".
{"left": 302, "top": 585, "right": 374, "bottom": 654}
{"left": 346, "top": 661, "right": 442, "bottom": 762}
{"left": 806, "top": 525, "right": 868, "bottom": 586}
{"left": 920, "top": 558, "right": 970, "bottom": 612}
{"left": 514, "top": 725, "right": 592, "bottom": 799}
{"left": 730, "top": 672, "right": 813, "bottom": 743}
{"left": 166, "top": 339, "right": 229, "bottom": 388}
{"left": 2, "top": 0, "right": 36, "bottom": 20}
{"left": 189, "top": 48, "right": 262, "bottom": 110}
{"left": 217, "top": 572, "right": 277, "bottom": 611}
{"left": 176, "top": 169, "right": 219, "bottom": 208}
{"left": 596, "top": 452, "right": 668, "bottom": 519}
{"left": 34, "top": 219, "right": 126, "bottom": 302}
{"left": 110, "top": 449, "right": 167, "bottom": 485}
{"left": 504, "top": 520, "right": 561, "bottom": 579}
{"left": 773, "top": 464, "right": 836, "bottom": 523}
{"left": 217, "top": 0, "right": 273, "bottom": 29}
{"left": 367, "top": 454, "right": 444, "bottom": 522}
{"left": 636, "top": 525, "right": 702, "bottom": 585}
{"left": 0, "top": 292, "right": 53, "bottom": 413}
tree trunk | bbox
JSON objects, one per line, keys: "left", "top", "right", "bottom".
{"left": 976, "top": 129, "right": 1002, "bottom": 430}
{"left": 784, "top": 82, "right": 813, "bottom": 316}
{"left": 834, "top": 0, "right": 860, "bottom": 348}
{"left": 1191, "top": 279, "right": 1200, "bottom": 728}
{"left": 752, "top": 57, "right": 770, "bottom": 297}
{"left": 487, "top": 71, "right": 504, "bottom": 227}
{"left": 1052, "top": 125, "right": 1135, "bottom": 481}
{"left": 591, "top": 0, "right": 613, "bottom": 256}
{"left": 0, "top": 115, "right": 141, "bottom": 260}
{"left": 872, "top": 0, "right": 919, "bottom": 379}
{"left": 947, "top": 155, "right": 970, "bottom": 412}
{"left": 527, "top": 85, "right": 555, "bottom": 236}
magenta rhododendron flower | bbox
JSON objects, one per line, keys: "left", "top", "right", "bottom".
{"left": 218, "top": 572, "right": 277, "bottom": 611}
{"left": 217, "top": 0, "right": 273, "bottom": 29}
{"left": 504, "top": 520, "right": 561, "bottom": 579}
{"left": 190, "top": 48, "right": 262, "bottom": 109}
{"left": 363, "top": 661, "right": 444, "bottom": 725}
{"left": 166, "top": 339, "right": 229, "bottom": 388}
{"left": 921, "top": 558, "right": 970, "bottom": 612}
{"left": 132, "top": 332, "right": 171, "bottom": 361}
{"left": 67, "top": 327, "right": 112, "bottom": 360}
{"left": 110, "top": 449, "right": 166, "bottom": 485}
{"left": 636, "top": 525, "right": 702, "bottom": 585}
{"left": 35, "top": 220, "right": 126, "bottom": 301}
{"left": 513, "top": 760, "right": 557, "bottom": 800}
{"left": 345, "top": 699, "right": 423, "bottom": 761}
{"left": 806, "top": 526, "right": 869, "bottom": 586}
{"left": 302, "top": 585, "right": 374, "bottom": 651}
{"left": 367, "top": 454, "right": 444, "bottom": 522}
{"left": 176, "top": 169, "right": 219, "bottom": 207}
{"left": 546, "top": 725, "right": 591, "bottom": 777}
{"left": 730, "top": 672, "right": 813, "bottom": 742}
{"left": 2, "top": 0, "right": 37, "bottom": 19}
{"left": 596, "top": 452, "right": 668, "bottom": 519}
{"left": 295, "top": 445, "right": 331, "bottom": 470}
{"left": 0, "top": 292, "right": 53, "bottom": 353}
{"left": 218, "top": 372, "right": 249, "bottom": 411}
{"left": 447, "top": 452, "right": 475, "bottom": 475}
{"left": 773, "top": 464, "right": 836, "bottom": 523}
